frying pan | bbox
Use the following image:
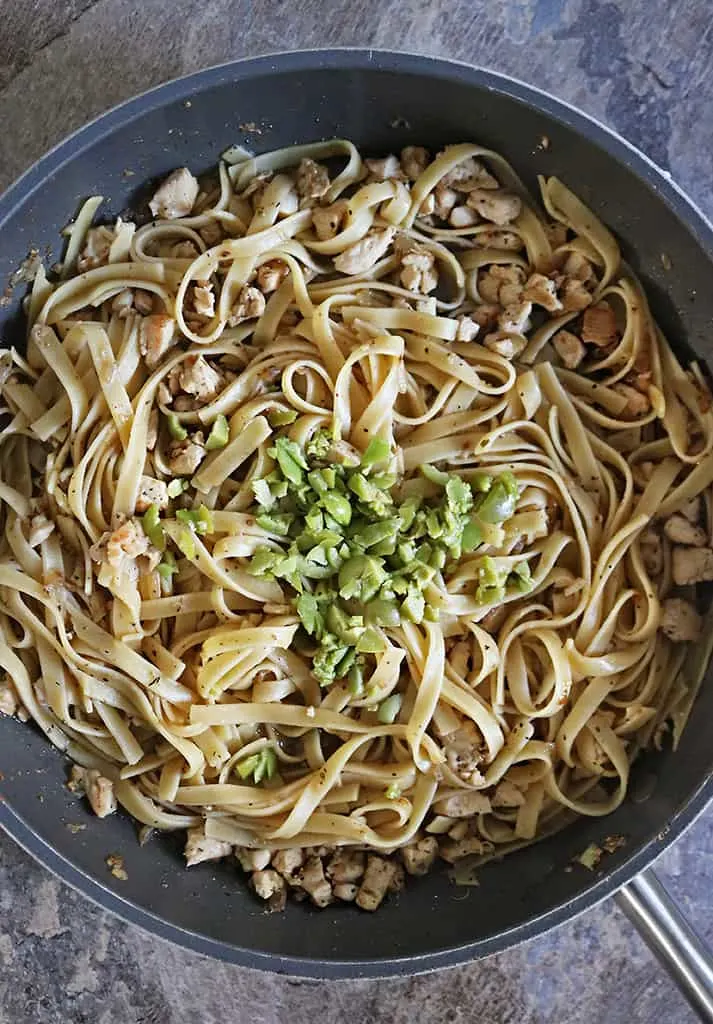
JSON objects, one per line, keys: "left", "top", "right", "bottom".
{"left": 0, "top": 47, "right": 712, "bottom": 1014}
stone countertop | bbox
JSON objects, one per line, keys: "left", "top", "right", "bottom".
{"left": 1, "top": 2, "right": 712, "bottom": 1022}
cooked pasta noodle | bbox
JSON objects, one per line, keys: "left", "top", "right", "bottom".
{"left": 1, "top": 139, "right": 712, "bottom": 910}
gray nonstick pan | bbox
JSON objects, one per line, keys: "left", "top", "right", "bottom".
{"left": 0, "top": 48, "right": 712, "bottom": 1015}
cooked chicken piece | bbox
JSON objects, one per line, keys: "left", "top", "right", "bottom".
{"left": 149, "top": 167, "right": 199, "bottom": 219}
{"left": 467, "top": 189, "right": 521, "bottom": 225}
{"left": 227, "top": 284, "right": 266, "bottom": 327}
{"left": 312, "top": 199, "right": 348, "bottom": 241}
{"left": 483, "top": 332, "right": 527, "bottom": 360}
{"left": 333, "top": 227, "right": 395, "bottom": 275}
{"left": 401, "top": 836, "right": 439, "bottom": 876}
{"left": 664, "top": 513, "right": 707, "bottom": 547}
{"left": 395, "top": 236, "right": 438, "bottom": 294}
{"left": 356, "top": 855, "right": 398, "bottom": 911}
{"left": 299, "top": 855, "right": 334, "bottom": 907}
{"left": 111, "top": 288, "right": 134, "bottom": 317}
{"left": 478, "top": 264, "right": 525, "bottom": 305}
{"left": 77, "top": 226, "right": 115, "bottom": 273}
{"left": 661, "top": 597, "right": 702, "bottom": 643}
{"left": 418, "top": 193, "right": 436, "bottom": 217}
{"left": 434, "top": 790, "right": 492, "bottom": 817}
{"left": 581, "top": 301, "right": 618, "bottom": 347}
{"left": 498, "top": 300, "right": 532, "bottom": 335}
{"left": 139, "top": 314, "right": 179, "bottom": 370}
{"left": 28, "top": 513, "right": 54, "bottom": 547}
{"left": 440, "top": 154, "right": 498, "bottom": 191}
{"left": 199, "top": 221, "right": 223, "bottom": 247}
{"left": 401, "top": 146, "right": 430, "bottom": 179}
{"left": 433, "top": 184, "right": 458, "bottom": 221}
{"left": 679, "top": 496, "right": 703, "bottom": 523}
{"left": 135, "top": 475, "right": 168, "bottom": 514}
{"left": 251, "top": 869, "right": 287, "bottom": 911}
{"left": 553, "top": 329, "right": 586, "bottom": 369}
{"left": 89, "top": 519, "right": 149, "bottom": 568}
{"left": 449, "top": 205, "right": 479, "bottom": 228}
{"left": 193, "top": 283, "right": 215, "bottom": 318}
{"left": 178, "top": 355, "right": 223, "bottom": 402}
{"left": 523, "top": 273, "right": 563, "bottom": 312}
{"left": 83, "top": 769, "right": 117, "bottom": 818}
{"left": 472, "top": 229, "right": 524, "bottom": 251}
{"left": 442, "top": 723, "right": 485, "bottom": 784}
{"left": 256, "top": 259, "right": 289, "bottom": 293}
{"left": 439, "top": 836, "right": 492, "bottom": 863}
{"left": 562, "top": 250, "right": 595, "bottom": 283}
{"left": 184, "top": 826, "right": 232, "bottom": 866}
{"left": 560, "top": 278, "right": 593, "bottom": 312}
{"left": 235, "top": 847, "right": 272, "bottom": 872}
{"left": 325, "top": 849, "right": 366, "bottom": 883}
{"left": 612, "top": 382, "right": 651, "bottom": 418}
{"left": 639, "top": 528, "right": 663, "bottom": 576}
{"left": 448, "top": 821, "right": 469, "bottom": 840}
{"left": 166, "top": 437, "right": 205, "bottom": 476}
{"left": 333, "top": 882, "right": 360, "bottom": 902}
{"left": 0, "top": 677, "right": 18, "bottom": 716}
{"left": 271, "top": 848, "right": 304, "bottom": 883}
{"left": 365, "top": 154, "right": 403, "bottom": 181}
{"left": 146, "top": 409, "right": 159, "bottom": 451}
{"left": 492, "top": 780, "right": 526, "bottom": 808}
{"left": 171, "top": 240, "right": 201, "bottom": 260}
{"left": 471, "top": 304, "right": 500, "bottom": 331}
{"left": 672, "top": 546, "right": 713, "bottom": 585}
{"left": 134, "top": 289, "right": 155, "bottom": 315}
{"left": 456, "top": 315, "right": 479, "bottom": 342}
{"left": 295, "top": 158, "right": 330, "bottom": 200}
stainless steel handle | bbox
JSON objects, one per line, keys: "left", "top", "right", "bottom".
{"left": 616, "top": 868, "right": 713, "bottom": 1021}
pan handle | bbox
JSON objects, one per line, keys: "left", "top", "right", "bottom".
{"left": 616, "top": 868, "right": 713, "bottom": 1021}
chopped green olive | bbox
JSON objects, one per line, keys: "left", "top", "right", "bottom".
{"left": 377, "top": 693, "right": 402, "bottom": 724}
{"left": 165, "top": 413, "right": 187, "bottom": 441}
{"left": 205, "top": 414, "right": 229, "bottom": 450}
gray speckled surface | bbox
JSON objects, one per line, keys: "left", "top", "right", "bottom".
{"left": 0, "top": 2, "right": 712, "bottom": 1022}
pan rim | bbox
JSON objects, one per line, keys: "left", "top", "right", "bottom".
{"left": 1, "top": 47, "right": 712, "bottom": 979}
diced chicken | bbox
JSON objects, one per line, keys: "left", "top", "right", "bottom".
{"left": 640, "top": 527, "right": 663, "bottom": 577}
{"left": 166, "top": 438, "right": 206, "bottom": 477}
{"left": 365, "top": 154, "right": 403, "bottom": 181}
{"left": 271, "top": 848, "right": 304, "bottom": 883}
{"left": 28, "top": 513, "right": 54, "bottom": 547}
{"left": 523, "top": 273, "right": 563, "bottom": 312}
{"left": 498, "top": 300, "right": 532, "bottom": 335}
{"left": 560, "top": 279, "right": 593, "bottom": 312}
{"left": 545, "top": 221, "right": 568, "bottom": 248}
{"left": 434, "top": 790, "right": 492, "bottom": 817}
{"left": 612, "top": 382, "right": 651, "bottom": 418}
{"left": 448, "top": 821, "right": 469, "bottom": 840}
{"left": 312, "top": 199, "right": 348, "bottom": 241}
{"left": 193, "top": 283, "right": 215, "bottom": 318}
{"left": 664, "top": 513, "right": 707, "bottom": 547}
{"left": 139, "top": 314, "right": 179, "bottom": 370}
{"left": 251, "top": 869, "right": 287, "bottom": 911}
{"left": 492, "top": 780, "right": 526, "bottom": 808}
{"left": 389, "top": 862, "right": 406, "bottom": 894}
{"left": 135, "top": 475, "right": 169, "bottom": 514}
{"left": 679, "top": 496, "right": 703, "bottom": 523}
{"left": 563, "top": 251, "right": 595, "bottom": 284}
{"left": 184, "top": 826, "right": 231, "bottom": 866}
{"left": 134, "top": 290, "right": 155, "bottom": 315}
{"left": 295, "top": 158, "right": 330, "bottom": 200}
{"left": 333, "top": 882, "right": 360, "bottom": 902}
{"left": 449, "top": 205, "right": 479, "bottom": 229}
{"left": 256, "top": 259, "right": 289, "bottom": 293}
{"left": 146, "top": 409, "right": 159, "bottom": 451}
{"left": 149, "top": 167, "right": 199, "bottom": 219}
{"left": 299, "top": 855, "right": 334, "bottom": 908}
{"left": 433, "top": 184, "right": 458, "bottom": 220}
{"left": 581, "top": 302, "right": 618, "bottom": 347}
{"left": 325, "top": 849, "right": 365, "bottom": 884}
{"left": 400, "top": 146, "right": 430, "bottom": 179}
{"left": 401, "top": 836, "right": 439, "bottom": 876}
{"left": 439, "top": 836, "right": 492, "bottom": 863}
{"left": 172, "top": 240, "right": 201, "bottom": 260}
{"left": 178, "top": 355, "right": 223, "bottom": 402}
{"left": 395, "top": 236, "right": 438, "bottom": 294}
{"left": 235, "top": 847, "right": 272, "bottom": 872}
{"left": 90, "top": 519, "right": 150, "bottom": 568}
{"left": 111, "top": 288, "right": 134, "bottom": 317}
{"left": 672, "top": 546, "right": 713, "bottom": 585}
{"left": 553, "top": 329, "right": 586, "bottom": 369}
{"left": 467, "top": 189, "right": 522, "bottom": 225}
{"left": 483, "top": 332, "right": 527, "bottom": 360}
{"left": 356, "top": 855, "right": 398, "bottom": 912}
{"left": 0, "top": 677, "right": 18, "bottom": 716}
{"left": 478, "top": 264, "right": 525, "bottom": 306}
{"left": 227, "top": 284, "right": 266, "bottom": 327}
{"left": 418, "top": 193, "right": 436, "bottom": 217}
{"left": 77, "top": 226, "right": 115, "bottom": 272}
{"left": 471, "top": 304, "right": 500, "bottom": 331}
{"left": 440, "top": 154, "right": 498, "bottom": 191}
{"left": 443, "top": 723, "right": 484, "bottom": 784}
{"left": 83, "top": 769, "right": 117, "bottom": 818}
{"left": 456, "top": 315, "right": 479, "bottom": 342}
{"left": 661, "top": 597, "right": 702, "bottom": 643}
{"left": 333, "top": 227, "right": 395, "bottom": 276}
{"left": 199, "top": 221, "right": 223, "bottom": 247}
{"left": 472, "top": 229, "right": 524, "bottom": 251}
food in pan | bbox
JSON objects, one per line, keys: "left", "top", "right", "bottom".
{"left": 0, "top": 139, "right": 711, "bottom": 912}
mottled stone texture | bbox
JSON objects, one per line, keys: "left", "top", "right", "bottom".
{"left": 0, "top": 2, "right": 712, "bottom": 1022}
